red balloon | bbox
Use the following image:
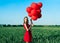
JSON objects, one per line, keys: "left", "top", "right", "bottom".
{"left": 38, "top": 2, "right": 43, "bottom": 8}
{"left": 31, "top": 9, "right": 38, "bottom": 16}
{"left": 37, "top": 9, "right": 41, "bottom": 14}
{"left": 37, "top": 14, "right": 42, "bottom": 18}
{"left": 26, "top": 7, "right": 32, "bottom": 13}
{"left": 31, "top": 2, "right": 39, "bottom": 10}
{"left": 31, "top": 16, "right": 37, "bottom": 20}
{"left": 28, "top": 13, "right": 32, "bottom": 17}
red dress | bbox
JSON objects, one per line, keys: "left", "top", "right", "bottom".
{"left": 23, "top": 24, "right": 32, "bottom": 42}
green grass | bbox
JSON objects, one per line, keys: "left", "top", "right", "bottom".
{"left": 0, "top": 27, "right": 60, "bottom": 43}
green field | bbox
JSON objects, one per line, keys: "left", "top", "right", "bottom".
{"left": 0, "top": 26, "right": 60, "bottom": 43}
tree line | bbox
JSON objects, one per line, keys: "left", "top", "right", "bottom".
{"left": 0, "top": 24, "right": 60, "bottom": 27}
{"left": 0, "top": 24, "right": 23, "bottom": 27}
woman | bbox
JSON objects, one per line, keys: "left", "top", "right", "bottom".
{"left": 23, "top": 16, "right": 33, "bottom": 43}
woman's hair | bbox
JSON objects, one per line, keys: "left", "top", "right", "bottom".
{"left": 23, "top": 16, "right": 28, "bottom": 24}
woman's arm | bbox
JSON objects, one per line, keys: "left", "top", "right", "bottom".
{"left": 24, "top": 24, "right": 32, "bottom": 31}
{"left": 24, "top": 24, "right": 29, "bottom": 31}
{"left": 30, "top": 19, "right": 33, "bottom": 26}
{"left": 29, "top": 19, "right": 33, "bottom": 29}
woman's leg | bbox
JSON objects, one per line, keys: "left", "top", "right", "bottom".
{"left": 26, "top": 42, "right": 29, "bottom": 43}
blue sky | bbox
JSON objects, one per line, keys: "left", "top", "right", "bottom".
{"left": 0, "top": 0, "right": 60, "bottom": 25}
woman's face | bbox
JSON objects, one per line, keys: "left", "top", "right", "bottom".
{"left": 24, "top": 18, "right": 28, "bottom": 23}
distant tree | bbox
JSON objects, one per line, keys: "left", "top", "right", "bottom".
{"left": 3, "top": 24, "right": 6, "bottom": 27}
{"left": 12, "top": 25, "right": 17, "bottom": 27}
{"left": 7, "top": 24, "right": 11, "bottom": 27}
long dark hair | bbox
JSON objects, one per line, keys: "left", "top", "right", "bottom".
{"left": 23, "top": 16, "right": 29, "bottom": 25}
